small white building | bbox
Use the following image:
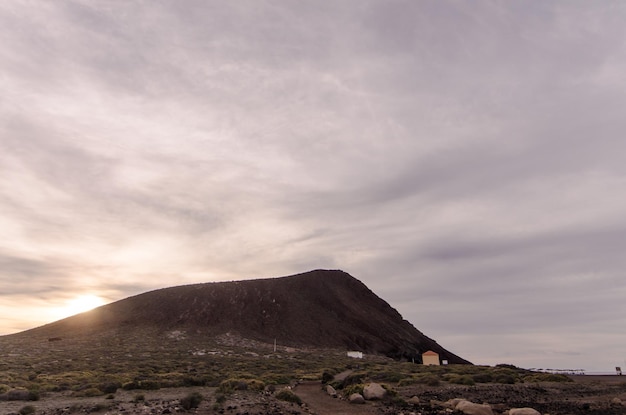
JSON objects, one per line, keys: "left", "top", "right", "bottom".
{"left": 422, "top": 350, "right": 440, "bottom": 366}
{"left": 347, "top": 351, "right": 363, "bottom": 359}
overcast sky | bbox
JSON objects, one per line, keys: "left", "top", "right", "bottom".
{"left": 2, "top": 1, "right": 626, "bottom": 372}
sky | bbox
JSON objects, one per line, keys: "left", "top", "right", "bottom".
{"left": 1, "top": 0, "right": 626, "bottom": 372}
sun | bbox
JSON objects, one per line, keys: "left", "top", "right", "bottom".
{"left": 59, "top": 294, "right": 107, "bottom": 318}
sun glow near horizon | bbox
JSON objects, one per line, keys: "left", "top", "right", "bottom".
{"left": 54, "top": 294, "right": 107, "bottom": 319}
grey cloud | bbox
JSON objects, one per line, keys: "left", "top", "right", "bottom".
{"left": 2, "top": 0, "right": 626, "bottom": 371}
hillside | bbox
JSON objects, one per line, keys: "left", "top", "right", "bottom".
{"left": 16, "top": 269, "right": 470, "bottom": 364}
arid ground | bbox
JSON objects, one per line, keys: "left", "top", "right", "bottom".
{"left": 2, "top": 374, "right": 625, "bottom": 415}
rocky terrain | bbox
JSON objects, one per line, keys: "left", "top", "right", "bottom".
{"left": 2, "top": 375, "right": 625, "bottom": 415}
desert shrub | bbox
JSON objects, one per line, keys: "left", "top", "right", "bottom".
{"left": 133, "top": 394, "right": 145, "bottom": 402}
{"left": 182, "top": 376, "right": 208, "bottom": 387}
{"left": 99, "top": 382, "right": 121, "bottom": 394}
{"left": 246, "top": 379, "right": 266, "bottom": 391}
{"left": 28, "top": 390, "right": 40, "bottom": 401}
{"left": 0, "top": 384, "right": 10, "bottom": 393}
{"left": 215, "top": 393, "right": 226, "bottom": 404}
{"left": 138, "top": 380, "right": 160, "bottom": 390}
{"left": 122, "top": 381, "right": 139, "bottom": 390}
{"left": 343, "top": 383, "right": 364, "bottom": 396}
{"left": 388, "top": 395, "right": 408, "bottom": 407}
{"left": 321, "top": 371, "right": 334, "bottom": 384}
{"left": 523, "top": 373, "right": 572, "bottom": 383}
{"left": 327, "top": 379, "right": 343, "bottom": 391}
{"left": 19, "top": 405, "right": 36, "bottom": 415}
{"left": 493, "top": 368, "right": 519, "bottom": 384}
{"left": 495, "top": 363, "right": 520, "bottom": 370}
{"left": 414, "top": 373, "right": 440, "bottom": 386}
{"left": 380, "top": 383, "right": 398, "bottom": 397}
{"left": 372, "top": 371, "right": 405, "bottom": 383}
{"left": 397, "top": 377, "right": 417, "bottom": 387}
{"left": 180, "top": 392, "right": 203, "bottom": 410}
{"left": 51, "top": 383, "right": 71, "bottom": 392}
{"left": 75, "top": 387, "right": 102, "bottom": 397}
{"left": 262, "top": 374, "right": 292, "bottom": 385}
{"left": 275, "top": 389, "right": 302, "bottom": 405}
{"left": 494, "top": 373, "right": 516, "bottom": 384}
{"left": 218, "top": 378, "right": 249, "bottom": 393}
{"left": 472, "top": 373, "right": 493, "bottom": 383}
{"left": 397, "top": 374, "right": 440, "bottom": 386}
{"left": 3, "top": 389, "right": 39, "bottom": 401}
{"left": 445, "top": 374, "right": 475, "bottom": 385}
{"left": 338, "top": 372, "right": 366, "bottom": 389}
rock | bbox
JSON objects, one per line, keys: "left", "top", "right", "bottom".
{"left": 326, "top": 384, "right": 337, "bottom": 397}
{"left": 456, "top": 400, "right": 494, "bottom": 415}
{"left": 444, "top": 398, "right": 467, "bottom": 409}
{"left": 349, "top": 393, "right": 365, "bottom": 404}
{"left": 407, "top": 395, "right": 421, "bottom": 405}
{"left": 363, "top": 382, "right": 387, "bottom": 400}
{"left": 510, "top": 408, "right": 541, "bottom": 415}
{"left": 612, "top": 397, "right": 623, "bottom": 405}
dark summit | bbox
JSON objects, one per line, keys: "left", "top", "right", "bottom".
{"left": 22, "top": 269, "right": 470, "bottom": 364}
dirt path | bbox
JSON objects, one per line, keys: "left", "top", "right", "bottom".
{"left": 294, "top": 382, "right": 379, "bottom": 415}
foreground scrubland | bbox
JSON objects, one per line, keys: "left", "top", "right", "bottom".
{"left": 1, "top": 330, "right": 625, "bottom": 415}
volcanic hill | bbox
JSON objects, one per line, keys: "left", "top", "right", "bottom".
{"left": 18, "top": 269, "right": 470, "bottom": 364}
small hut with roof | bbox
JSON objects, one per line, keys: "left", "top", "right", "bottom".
{"left": 422, "top": 350, "right": 440, "bottom": 365}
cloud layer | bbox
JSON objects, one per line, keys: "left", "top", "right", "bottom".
{"left": 2, "top": 1, "right": 626, "bottom": 371}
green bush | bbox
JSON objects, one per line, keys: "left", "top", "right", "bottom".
{"left": 180, "top": 392, "right": 203, "bottom": 410}
{"left": 275, "top": 389, "right": 302, "bottom": 405}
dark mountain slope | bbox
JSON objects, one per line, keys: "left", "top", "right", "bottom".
{"left": 22, "top": 269, "right": 470, "bottom": 364}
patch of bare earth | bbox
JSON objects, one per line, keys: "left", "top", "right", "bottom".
{"left": 294, "top": 381, "right": 379, "bottom": 415}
